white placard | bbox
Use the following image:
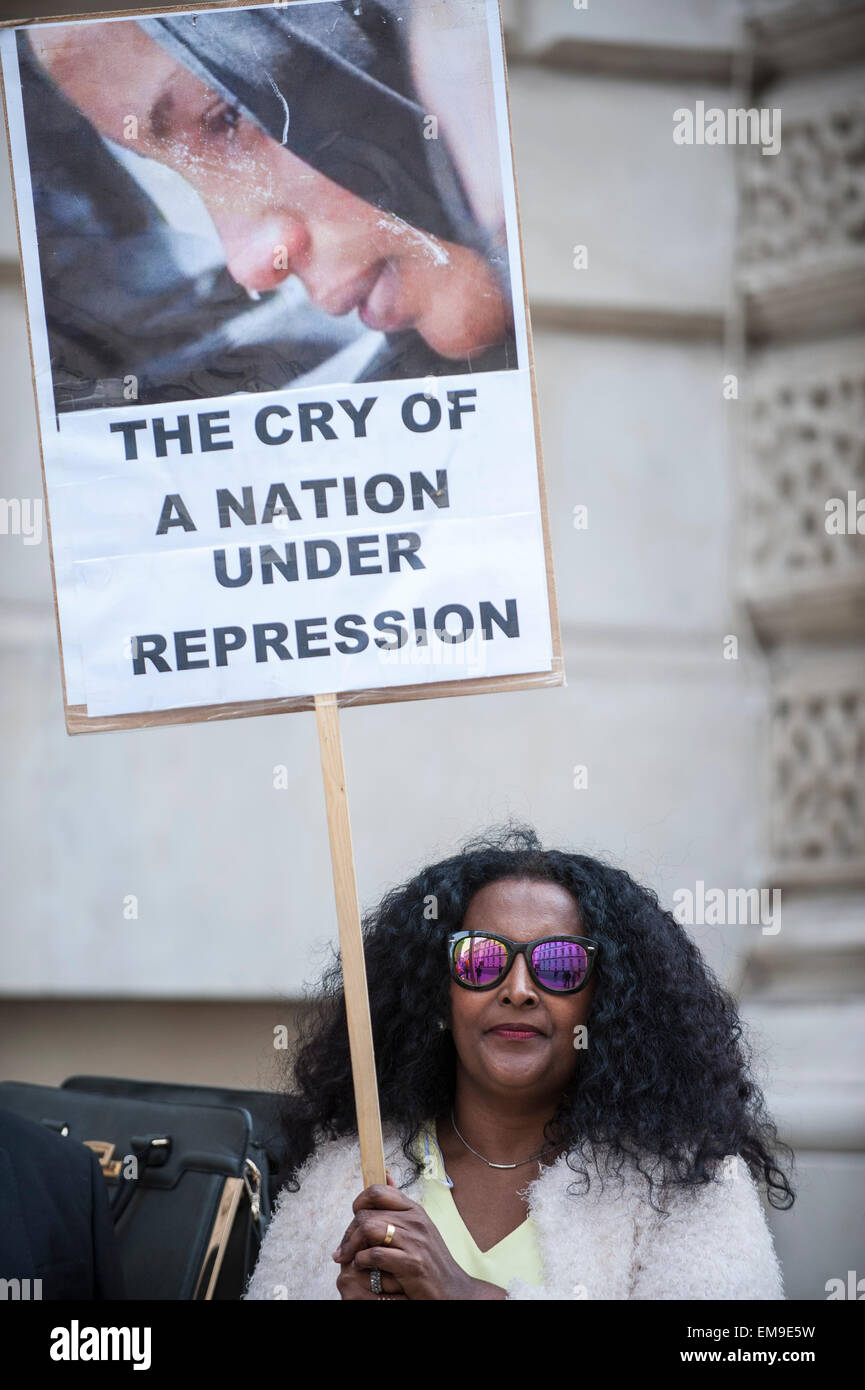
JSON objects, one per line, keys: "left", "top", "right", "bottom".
{"left": 1, "top": 0, "right": 559, "bottom": 726}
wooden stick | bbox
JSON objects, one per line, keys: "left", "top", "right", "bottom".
{"left": 314, "top": 692, "right": 386, "bottom": 1188}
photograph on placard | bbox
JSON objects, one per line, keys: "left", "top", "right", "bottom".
{"left": 14, "top": 0, "right": 517, "bottom": 413}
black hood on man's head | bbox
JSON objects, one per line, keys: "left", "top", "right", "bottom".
{"left": 140, "top": 1, "right": 486, "bottom": 254}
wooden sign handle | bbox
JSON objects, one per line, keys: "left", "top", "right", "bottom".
{"left": 314, "top": 692, "right": 386, "bottom": 1189}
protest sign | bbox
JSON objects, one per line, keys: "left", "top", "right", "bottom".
{"left": 1, "top": 0, "right": 560, "bottom": 732}
{"left": 1, "top": 0, "right": 561, "bottom": 1187}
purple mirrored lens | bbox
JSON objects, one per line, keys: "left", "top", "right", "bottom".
{"left": 531, "top": 940, "right": 588, "bottom": 991}
{"left": 453, "top": 936, "right": 508, "bottom": 986}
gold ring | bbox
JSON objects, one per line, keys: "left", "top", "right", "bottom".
{"left": 383, "top": 1223, "right": 396, "bottom": 1247}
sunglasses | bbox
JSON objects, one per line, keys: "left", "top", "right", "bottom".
{"left": 447, "top": 930, "right": 598, "bottom": 995}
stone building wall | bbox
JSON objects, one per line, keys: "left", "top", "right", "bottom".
{"left": 734, "top": 0, "right": 865, "bottom": 1302}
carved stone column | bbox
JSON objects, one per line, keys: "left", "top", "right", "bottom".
{"left": 736, "top": 1, "right": 865, "bottom": 1299}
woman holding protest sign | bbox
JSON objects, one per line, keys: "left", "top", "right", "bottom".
{"left": 245, "top": 827, "right": 791, "bottom": 1300}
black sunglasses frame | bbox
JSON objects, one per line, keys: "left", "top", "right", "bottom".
{"left": 447, "top": 930, "right": 599, "bottom": 996}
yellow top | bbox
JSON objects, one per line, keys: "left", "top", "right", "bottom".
{"left": 413, "top": 1121, "right": 544, "bottom": 1291}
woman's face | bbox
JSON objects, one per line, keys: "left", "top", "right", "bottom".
{"left": 448, "top": 878, "right": 595, "bottom": 1104}
{"left": 31, "top": 21, "right": 510, "bottom": 359}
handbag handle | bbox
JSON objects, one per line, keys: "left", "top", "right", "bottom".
{"left": 41, "top": 1120, "right": 173, "bottom": 1224}
{"left": 108, "top": 1133, "right": 172, "bottom": 1224}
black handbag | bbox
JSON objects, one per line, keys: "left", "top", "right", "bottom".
{"left": 0, "top": 1076, "right": 285, "bottom": 1300}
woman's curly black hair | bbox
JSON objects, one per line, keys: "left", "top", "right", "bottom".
{"left": 277, "top": 825, "right": 795, "bottom": 1213}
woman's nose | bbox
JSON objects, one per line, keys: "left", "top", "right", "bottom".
{"left": 208, "top": 210, "right": 310, "bottom": 294}
{"left": 501, "top": 955, "right": 537, "bottom": 1004}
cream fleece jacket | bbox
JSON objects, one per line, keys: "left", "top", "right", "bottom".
{"left": 245, "top": 1126, "right": 785, "bottom": 1301}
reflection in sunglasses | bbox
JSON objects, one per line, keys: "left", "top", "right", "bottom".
{"left": 453, "top": 935, "right": 590, "bottom": 991}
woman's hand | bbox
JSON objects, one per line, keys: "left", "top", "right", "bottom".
{"left": 332, "top": 1174, "right": 506, "bottom": 1301}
